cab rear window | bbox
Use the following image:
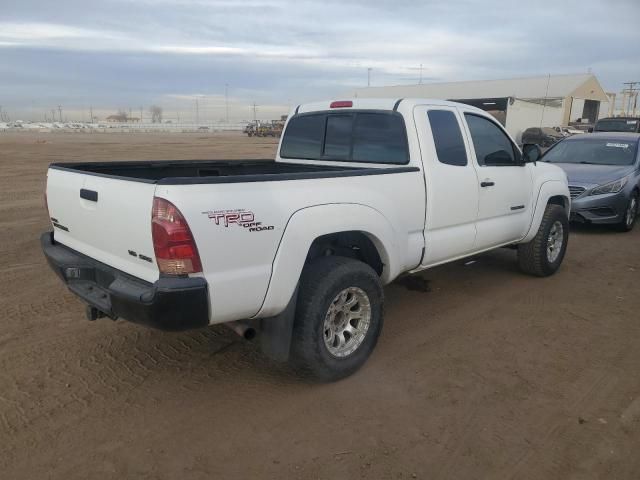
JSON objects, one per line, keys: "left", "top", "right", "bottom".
{"left": 280, "top": 111, "right": 409, "bottom": 164}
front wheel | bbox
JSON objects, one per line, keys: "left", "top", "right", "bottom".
{"left": 517, "top": 204, "right": 569, "bottom": 277}
{"left": 291, "top": 256, "right": 384, "bottom": 381}
{"left": 617, "top": 191, "right": 638, "bottom": 232}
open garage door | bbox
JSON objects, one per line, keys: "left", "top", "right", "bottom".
{"left": 448, "top": 97, "right": 509, "bottom": 126}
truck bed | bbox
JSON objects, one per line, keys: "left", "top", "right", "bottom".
{"left": 49, "top": 160, "right": 415, "bottom": 185}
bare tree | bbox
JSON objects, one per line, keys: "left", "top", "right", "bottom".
{"left": 117, "top": 109, "right": 129, "bottom": 122}
{"left": 150, "top": 105, "right": 163, "bottom": 123}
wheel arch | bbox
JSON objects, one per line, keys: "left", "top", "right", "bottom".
{"left": 253, "top": 203, "right": 400, "bottom": 318}
{"left": 521, "top": 181, "right": 571, "bottom": 244}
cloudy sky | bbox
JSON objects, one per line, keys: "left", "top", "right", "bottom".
{"left": 0, "top": 0, "right": 638, "bottom": 122}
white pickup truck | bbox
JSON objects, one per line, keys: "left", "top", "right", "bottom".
{"left": 42, "top": 98, "right": 570, "bottom": 380}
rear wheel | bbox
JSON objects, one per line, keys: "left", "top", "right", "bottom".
{"left": 291, "top": 256, "right": 383, "bottom": 381}
{"left": 518, "top": 204, "right": 569, "bottom": 277}
{"left": 617, "top": 191, "right": 638, "bottom": 232}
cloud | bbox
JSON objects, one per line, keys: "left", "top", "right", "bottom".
{"left": 0, "top": 0, "right": 638, "bottom": 121}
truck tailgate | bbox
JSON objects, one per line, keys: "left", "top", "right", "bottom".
{"left": 46, "top": 168, "right": 159, "bottom": 283}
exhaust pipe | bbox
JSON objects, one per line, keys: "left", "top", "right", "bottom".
{"left": 225, "top": 320, "right": 257, "bottom": 340}
{"left": 85, "top": 305, "right": 107, "bottom": 321}
{"left": 85, "top": 305, "right": 117, "bottom": 321}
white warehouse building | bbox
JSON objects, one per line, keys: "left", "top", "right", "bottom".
{"left": 351, "top": 74, "right": 610, "bottom": 143}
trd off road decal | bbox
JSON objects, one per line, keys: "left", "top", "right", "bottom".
{"left": 202, "top": 209, "right": 274, "bottom": 232}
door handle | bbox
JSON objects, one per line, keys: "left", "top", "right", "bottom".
{"left": 480, "top": 181, "right": 495, "bottom": 187}
{"left": 80, "top": 189, "right": 98, "bottom": 202}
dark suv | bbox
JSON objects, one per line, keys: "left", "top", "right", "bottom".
{"left": 594, "top": 117, "right": 640, "bottom": 133}
{"left": 521, "top": 127, "right": 564, "bottom": 147}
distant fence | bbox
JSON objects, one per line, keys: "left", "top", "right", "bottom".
{"left": 0, "top": 122, "right": 249, "bottom": 133}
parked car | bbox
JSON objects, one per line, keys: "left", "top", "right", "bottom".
{"left": 541, "top": 132, "right": 640, "bottom": 231}
{"left": 521, "top": 127, "right": 564, "bottom": 147}
{"left": 553, "top": 126, "right": 584, "bottom": 137}
{"left": 594, "top": 117, "right": 640, "bottom": 133}
{"left": 42, "top": 98, "right": 570, "bottom": 380}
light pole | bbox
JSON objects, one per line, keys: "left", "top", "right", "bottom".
{"left": 225, "top": 84, "right": 229, "bottom": 123}
{"left": 367, "top": 68, "right": 372, "bottom": 87}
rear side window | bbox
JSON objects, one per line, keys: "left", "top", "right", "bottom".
{"left": 280, "top": 112, "right": 408, "bottom": 164}
{"left": 279, "top": 114, "right": 325, "bottom": 159}
{"left": 428, "top": 110, "right": 467, "bottom": 166}
{"left": 465, "top": 113, "right": 517, "bottom": 166}
{"left": 352, "top": 113, "right": 408, "bottom": 164}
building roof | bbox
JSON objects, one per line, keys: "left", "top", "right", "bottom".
{"left": 352, "top": 74, "right": 609, "bottom": 103}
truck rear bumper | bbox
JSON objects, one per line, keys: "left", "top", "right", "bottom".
{"left": 41, "top": 232, "right": 209, "bottom": 331}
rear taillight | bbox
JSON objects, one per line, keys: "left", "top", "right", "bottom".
{"left": 44, "top": 191, "right": 49, "bottom": 216}
{"left": 151, "top": 197, "right": 202, "bottom": 275}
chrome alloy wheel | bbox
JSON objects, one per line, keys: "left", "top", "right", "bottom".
{"left": 323, "top": 287, "right": 372, "bottom": 358}
{"left": 547, "top": 220, "right": 564, "bottom": 263}
{"left": 626, "top": 196, "right": 638, "bottom": 228}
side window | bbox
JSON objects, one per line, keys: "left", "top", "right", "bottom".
{"left": 324, "top": 115, "right": 352, "bottom": 159}
{"left": 465, "top": 114, "right": 517, "bottom": 166}
{"left": 280, "top": 114, "right": 326, "bottom": 159}
{"left": 352, "top": 113, "right": 408, "bottom": 164}
{"left": 428, "top": 110, "right": 468, "bottom": 166}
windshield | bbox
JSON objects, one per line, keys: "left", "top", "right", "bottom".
{"left": 594, "top": 119, "right": 639, "bottom": 132}
{"left": 543, "top": 139, "right": 638, "bottom": 166}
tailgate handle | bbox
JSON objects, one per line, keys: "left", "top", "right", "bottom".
{"left": 80, "top": 189, "right": 98, "bottom": 202}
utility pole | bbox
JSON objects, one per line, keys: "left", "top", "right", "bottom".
{"left": 225, "top": 84, "right": 229, "bottom": 123}
{"left": 367, "top": 67, "right": 372, "bottom": 87}
{"left": 89, "top": 106, "right": 94, "bottom": 123}
{"left": 57, "top": 105, "right": 63, "bottom": 123}
{"left": 252, "top": 102, "right": 257, "bottom": 122}
{"left": 419, "top": 64, "right": 423, "bottom": 84}
{"left": 622, "top": 82, "right": 639, "bottom": 116}
{"left": 539, "top": 73, "right": 551, "bottom": 129}
{"left": 140, "top": 106, "right": 143, "bottom": 123}
{"left": 195, "top": 98, "right": 199, "bottom": 124}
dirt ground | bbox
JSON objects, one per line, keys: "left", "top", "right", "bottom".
{"left": 1, "top": 132, "right": 639, "bottom": 480}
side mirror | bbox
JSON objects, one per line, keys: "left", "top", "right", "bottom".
{"left": 587, "top": 127, "right": 594, "bottom": 133}
{"left": 522, "top": 143, "right": 542, "bottom": 164}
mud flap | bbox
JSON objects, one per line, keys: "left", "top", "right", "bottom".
{"left": 259, "top": 287, "right": 298, "bottom": 362}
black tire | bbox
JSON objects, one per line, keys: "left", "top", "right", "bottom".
{"left": 291, "top": 256, "right": 384, "bottom": 381}
{"left": 616, "top": 191, "right": 638, "bottom": 232}
{"left": 517, "top": 204, "right": 569, "bottom": 277}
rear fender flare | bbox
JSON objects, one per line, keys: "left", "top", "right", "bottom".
{"left": 254, "top": 203, "right": 398, "bottom": 318}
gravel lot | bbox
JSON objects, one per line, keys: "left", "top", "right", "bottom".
{"left": 1, "top": 132, "right": 639, "bottom": 479}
